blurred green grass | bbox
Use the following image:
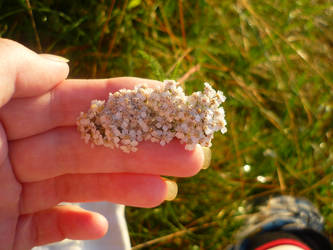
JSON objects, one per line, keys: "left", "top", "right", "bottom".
{"left": 1, "top": 0, "right": 332, "bottom": 248}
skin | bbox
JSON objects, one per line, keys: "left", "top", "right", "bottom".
{"left": 0, "top": 39, "right": 204, "bottom": 250}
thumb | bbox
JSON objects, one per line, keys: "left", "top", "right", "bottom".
{"left": 0, "top": 39, "right": 69, "bottom": 106}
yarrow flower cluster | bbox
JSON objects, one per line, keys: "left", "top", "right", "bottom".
{"left": 77, "top": 80, "right": 227, "bottom": 153}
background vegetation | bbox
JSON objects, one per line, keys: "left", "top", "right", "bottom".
{"left": 1, "top": 0, "right": 332, "bottom": 248}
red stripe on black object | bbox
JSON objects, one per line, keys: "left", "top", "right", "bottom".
{"left": 255, "top": 238, "right": 311, "bottom": 250}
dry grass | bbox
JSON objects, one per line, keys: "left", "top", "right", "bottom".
{"left": 1, "top": 0, "right": 332, "bottom": 248}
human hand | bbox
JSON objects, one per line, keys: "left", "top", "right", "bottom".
{"left": 0, "top": 39, "right": 209, "bottom": 249}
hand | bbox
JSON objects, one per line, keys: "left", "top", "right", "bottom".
{"left": 0, "top": 39, "right": 208, "bottom": 249}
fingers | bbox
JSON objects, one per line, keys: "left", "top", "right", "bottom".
{"left": 10, "top": 127, "right": 204, "bottom": 182}
{"left": 20, "top": 173, "right": 174, "bottom": 214}
{"left": 14, "top": 205, "right": 108, "bottom": 250}
{"left": 0, "top": 38, "right": 69, "bottom": 107}
{"left": 0, "top": 156, "right": 21, "bottom": 249}
{"left": 1, "top": 77, "right": 162, "bottom": 140}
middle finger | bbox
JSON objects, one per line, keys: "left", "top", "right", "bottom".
{"left": 10, "top": 127, "right": 204, "bottom": 182}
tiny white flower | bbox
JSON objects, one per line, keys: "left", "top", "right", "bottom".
{"left": 122, "top": 139, "right": 131, "bottom": 145}
{"left": 129, "top": 130, "right": 136, "bottom": 138}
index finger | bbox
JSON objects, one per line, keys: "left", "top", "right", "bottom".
{"left": 0, "top": 77, "right": 162, "bottom": 140}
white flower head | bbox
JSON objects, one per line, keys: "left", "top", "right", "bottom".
{"left": 77, "top": 80, "right": 227, "bottom": 153}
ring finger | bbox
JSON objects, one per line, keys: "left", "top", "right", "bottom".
{"left": 20, "top": 173, "right": 177, "bottom": 214}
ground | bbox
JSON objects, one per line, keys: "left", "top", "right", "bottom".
{"left": 1, "top": 0, "right": 332, "bottom": 249}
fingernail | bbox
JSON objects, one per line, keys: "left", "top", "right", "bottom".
{"left": 163, "top": 179, "right": 178, "bottom": 201}
{"left": 201, "top": 147, "right": 212, "bottom": 169}
{"left": 41, "top": 53, "right": 70, "bottom": 63}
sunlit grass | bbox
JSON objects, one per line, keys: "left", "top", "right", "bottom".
{"left": 1, "top": 0, "right": 332, "bottom": 248}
